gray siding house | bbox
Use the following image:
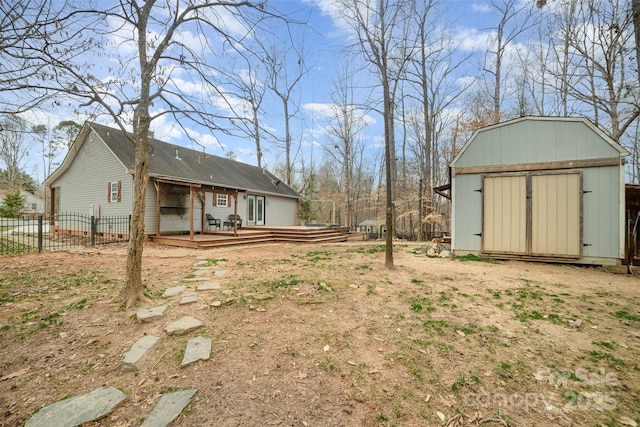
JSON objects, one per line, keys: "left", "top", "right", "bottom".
{"left": 450, "top": 117, "right": 628, "bottom": 266}
{"left": 44, "top": 122, "right": 300, "bottom": 235}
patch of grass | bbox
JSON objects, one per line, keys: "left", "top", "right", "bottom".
{"left": 0, "top": 240, "right": 33, "bottom": 255}
{"left": 356, "top": 264, "right": 371, "bottom": 270}
{"left": 411, "top": 278, "right": 423, "bottom": 284}
{"left": 305, "top": 250, "right": 333, "bottom": 262}
{"left": 174, "top": 346, "right": 186, "bottom": 364}
{"left": 587, "top": 350, "right": 625, "bottom": 367}
{"left": 375, "top": 413, "right": 389, "bottom": 422}
{"left": 351, "top": 244, "right": 386, "bottom": 254}
{"left": 366, "top": 284, "right": 377, "bottom": 296}
{"left": 38, "top": 312, "right": 62, "bottom": 329}
{"left": 261, "top": 276, "right": 302, "bottom": 291}
{"left": 453, "top": 254, "right": 499, "bottom": 263}
{"left": 514, "top": 309, "right": 544, "bottom": 323}
{"left": 451, "top": 372, "right": 481, "bottom": 392}
{"left": 318, "top": 357, "right": 340, "bottom": 373}
{"left": 63, "top": 298, "right": 88, "bottom": 311}
{"left": 422, "top": 319, "right": 451, "bottom": 336}
{"left": 409, "top": 296, "right": 435, "bottom": 313}
{"left": 614, "top": 310, "right": 639, "bottom": 322}
{"left": 282, "top": 342, "right": 299, "bottom": 357}
{"left": 458, "top": 325, "right": 476, "bottom": 335}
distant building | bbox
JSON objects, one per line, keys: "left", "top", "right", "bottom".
{"left": 0, "top": 188, "right": 45, "bottom": 217}
{"left": 358, "top": 220, "right": 386, "bottom": 239}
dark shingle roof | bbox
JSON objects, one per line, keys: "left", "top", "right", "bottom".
{"left": 90, "top": 122, "right": 299, "bottom": 199}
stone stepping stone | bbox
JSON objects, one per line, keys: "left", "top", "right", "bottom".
{"left": 179, "top": 293, "right": 198, "bottom": 305}
{"left": 197, "top": 282, "right": 222, "bottom": 291}
{"left": 165, "top": 316, "right": 204, "bottom": 335}
{"left": 162, "top": 286, "right": 186, "bottom": 298}
{"left": 214, "top": 270, "right": 227, "bottom": 277}
{"left": 181, "top": 277, "right": 208, "bottom": 283}
{"left": 191, "top": 268, "right": 211, "bottom": 276}
{"left": 141, "top": 389, "right": 197, "bottom": 427}
{"left": 136, "top": 305, "right": 168, "bottom": 322}
{"left": 121, "top": 335, "right": 160, "bottom": 371}
{"left": 181, "top": 336, "right": 212, "bottom": 367}
{"left": 25, "top": 386, "right": 126, "bottom": 427}
{"left": 193, "top": 261, "right": 209, "bottom": 267}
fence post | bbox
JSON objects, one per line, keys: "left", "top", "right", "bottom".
{"left": 38, "top": 215, "right": 43, "bottom": 253}
{"left": 91, "top": 215, "right": 96, "bottom": 246}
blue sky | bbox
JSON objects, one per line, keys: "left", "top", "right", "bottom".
{"left": 17, "top": 0, "right": 513, "bottom": 184}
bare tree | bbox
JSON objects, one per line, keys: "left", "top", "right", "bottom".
{"left": 320, "top": 65, "right": 369, "bottom": 230}
{"left": 0, "top": 115, "right": 32, "bottom": 189}
{"left": 403, "top": 0, "right": 471, "bottom": 240}
{"left": 559, "top": 0, "right": 639, "bottom": 142}
{"left": 215, "top": 50, "right": 270, "bottom": 168}
{"left": 339, "top": 0, "right": 415, "bottom": 268}
{"left": 263, "top": 34, "right": 309, "bottom": 186}
{"left": 482, "top": 0, "right": 537, "bottom": 118}
{"left": 4, "top": 1, "right": 287, "bottom": 306}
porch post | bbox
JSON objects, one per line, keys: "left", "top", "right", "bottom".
{"left": 189, "top": 186, "right": 195, "bottom": 240}
{"left": 233, "top": 191, "right": 239, "bottom": 236}
{"left": 154, "top": 180, "right": 162, "bottom": 237}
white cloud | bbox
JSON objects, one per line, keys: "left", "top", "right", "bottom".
{"left": 470, "top": 2, "right": 491, "bottom": 13}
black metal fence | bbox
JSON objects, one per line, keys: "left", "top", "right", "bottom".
{"left": 0, "top": 213, "right": 130, "bottom": 256}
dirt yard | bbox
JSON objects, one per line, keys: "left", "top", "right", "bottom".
{"left": 0, "top": 241, "right": 639, "bottom": 427}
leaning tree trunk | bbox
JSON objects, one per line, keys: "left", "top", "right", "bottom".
{"left": 120, "top": 115, "right": 151, "bottom": 307}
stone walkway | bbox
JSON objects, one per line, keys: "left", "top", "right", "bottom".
{"left": 25, "top": 257, "right": 228, "bottom": 427}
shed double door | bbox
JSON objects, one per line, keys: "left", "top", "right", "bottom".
{"left": 482, "top": 172, "right": 581, "bottom": 258}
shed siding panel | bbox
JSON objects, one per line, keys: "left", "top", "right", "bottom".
{"left": 582, "top": 166, "right": 621, "bottom": 258}
{"left": 451, "top": 174, "right": 482, "bottom": 252}
{"left": 531, "top": 173, "right": 581, "bottom": 257}
{"left": 482, "top": 175, "right": 527, "bottom": 254}
{"left": 54, "top": 133, "right": 131, "bottom": 215}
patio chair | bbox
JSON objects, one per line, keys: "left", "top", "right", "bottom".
{"left": 223, "top": 214, "right": 242, "bottom": 230}
{"left": 205, "top": 214, "right": 221, "bottom": 231}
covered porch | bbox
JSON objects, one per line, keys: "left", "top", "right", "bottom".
{"left": 153, "top": 177, "right": 245, "bottom": 239}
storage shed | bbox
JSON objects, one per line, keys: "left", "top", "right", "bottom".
{"left": 450, "top": 117, "right": 628, "bottom": 266}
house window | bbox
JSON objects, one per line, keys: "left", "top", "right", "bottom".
{"left": 216, "top": 193, "right": 228, "bottom": 207}
{"left": 108, "top": 181, "right": 121, "bottom": 203}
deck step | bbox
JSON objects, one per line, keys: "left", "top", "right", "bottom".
{"left": 151, "top": 226, "right": 351, "bottom": 249}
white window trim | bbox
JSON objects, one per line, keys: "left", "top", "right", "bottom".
{"left": 216, "top": 193, "right": 228, "bottom": 207}
{"left": 110, "top": 182, "right": 119, "bottom": 202}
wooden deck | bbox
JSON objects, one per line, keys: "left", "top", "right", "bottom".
{"left": 150, "top": 225, "right": 357, "bottom": 249}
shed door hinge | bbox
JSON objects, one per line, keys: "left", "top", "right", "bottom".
{"left": 474, "top": 188, "right": 482, "bottom": 193}
{"left": 583, "top": 190, "right": 592, "bottom": 194}
{"left": 474, "top": 233, "right": 482, "bottom": 237}
{"left": 583, "top": 243, "right": 592, "bottom": 247}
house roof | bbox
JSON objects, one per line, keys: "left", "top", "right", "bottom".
{"left": 450, "top": 116, "right": 629, "bottom": 168}
{"left": 47, "top": 122, "right": 300, "bottom": 199}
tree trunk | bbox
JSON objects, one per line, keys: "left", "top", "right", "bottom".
{"left": 121, "top": 120, "right": 151, "bottom": 307}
